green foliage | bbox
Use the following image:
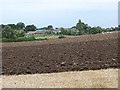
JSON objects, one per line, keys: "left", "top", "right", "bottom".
{"left": 2, "top": 36, "right": 36, "bottom": 42}
{"left": 75, "top": 20, "right": 103, "bottom": 35}
{"left": 15, "top": 30, "right": 25, "bottom": 37}
{"left": 47, "top": 25, "right": 53, "bottom": 30}
{"left": 60, "top": 28, "right": 69, "bottom": 35}
{"left": 8, "top": 24, "right": 17, "bottom": 29}
{"left": 16, "top": 22, "right": 25, "bottom": 29}
{"left": 2, "top": 26, "right": 16, "bottom": 39}
{"left": 89, "top": 27, "right": 102, "bottom": 34}
{"left": 76, "top": 19, "right": 88, "bottom": 35}
{"left": 0, "top": 24, "right": 6, "bottom": 29}
{"left": 2, "top": 26, "right": 25, "bottom": 39}
{"left": 1, "top": 20, "right": 120, "bottom": 43}
{"left": 68, "top": 28, "right": 79, "bottom": 35}
{"left": 25, "top": 25, "right": 36, "bottom": 32}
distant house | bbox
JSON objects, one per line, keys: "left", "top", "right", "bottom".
{"left": 37, "top": 28, "right": 61, "bottom": 34}
{"left": 36, "top": 30, "right": 46, "bottom": 34}
{"left": 25, "top": 30, "right": 45, "bottom": 36}
{"left": 25, "top": 28, "right": 62, "bottom": 36}
{"left": 25, "top": 31, "right": 36, "bottom": 36}
{"left": 53, "top": 28, "right": 63, "bottom": 34}
{"left": 101, "top": 32, "right": 113, "bottom": 34}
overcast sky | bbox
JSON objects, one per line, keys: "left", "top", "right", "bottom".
{"left": 0, "top": 0, "right": 119, "bottom": 28}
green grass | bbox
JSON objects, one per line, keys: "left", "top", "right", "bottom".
{"left": 2, "top": 35, "right": 66, "bottom": 42}
{"left": 35, "top": 35, "right": 59, "bottom": 40}
{"left": 2, "top": 35, "right": 59, "bottom": 42}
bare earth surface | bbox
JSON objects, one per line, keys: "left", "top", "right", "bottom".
{"left": 1, "top": 32, "right": 119, "bottom": 88}
{"left": 2, "top": 69, "right": 118, "bottom": 88}
{"left": 2, "top": 32, "right": 119, "bottom": 75}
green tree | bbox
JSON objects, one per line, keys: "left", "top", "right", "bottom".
{"left": 47, "top": 25, "right": 53, "bottom": 30}
{"left": 76, "top": 20, "right": 88, "bottom": 35}
{"left": 15, "top": 30, "right": 25, "bottom": 37}
{"left": 69, "top": 27, "right": 79, "bottom": 35}
{"left": 16, "top": 22, "right": 25, "bottom": 29}
{"left": 89, "top": 27, "right": 101, "bottom": 34}
{"left": 96, "top": 26, "right": 102, "bottom": 33}
{"left": 25, "top": 25, "right": 36, "bottom": 32}
{"left": 2, "top": 26, "right": 16, "bottom": 38}
{"left": 0, "top": 24, "right": 6, "bottom": 29}
{"left": 105, "top": 28, "right": 111, "bottom": 32}
{"left": 60, "top": 28, "right": 69, "bottom": 35}
{"left": 8, "top": 24, "right": 17, "bottom": 29}
{"left": 47, "top": 25, "right": 54, "bottom": 34}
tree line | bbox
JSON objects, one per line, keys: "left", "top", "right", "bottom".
{"left": 1, "top": 22, "right": 37, "bottom": 39}
{"left": 1, "top": 20, "right": 120, "bottom": 39}
{"left": 60, "top": 20, "right": 120, "bottom": 35}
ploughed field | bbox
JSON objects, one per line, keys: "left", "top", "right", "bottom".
{"left": 2, "top": 32, "right": 119, "bottom": 75}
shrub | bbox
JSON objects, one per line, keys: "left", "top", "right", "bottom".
{"left": 58, "top": 35, "right": 65, "bottom": 39}
{"left": 2, "top": 36, "right": 48, "bottom": 42}
{"left": 2, "top": 26, "right": 16, "bottom": 39}
{"left": 15, "top": 30, "right": 25, "bottom": 37}
{"left": 16, "top": 36, "right": 36, "bottom": 42}
{"left": 2, "top": 36, "right": 36, "bottom": 42}
{"left": 2, "top": 38, "right": 15, "bottom": 42}
{"left": 35, "top": 37, "right": 48, "bottom": 40}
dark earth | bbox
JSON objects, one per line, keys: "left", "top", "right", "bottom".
{"left": 2, "top": 32, "right": 120, "bottom": 75}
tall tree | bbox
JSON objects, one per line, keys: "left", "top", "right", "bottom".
{"left": 60, "top": 27, "right": 69, "bottom": 35}
{"left": 0, "top": 24, "right": 6, "bottom": 29}
{"left": 47, "top": 25, "right": 53, "bottom": 30}
{"left": 25, "top": 25, "right": 36, "bottom": 32}
{"left": 76, "top": 19, "right": 88, "bottom": 35}
{"left": 16, "top": 22, "right": 25, "bottom": 30}
{"left": 8, "top": 24, "right": 17, "bottom": 29}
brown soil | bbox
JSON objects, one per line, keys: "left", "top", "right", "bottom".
{"left": 2, "top": 32, "right": 119, "bottom": 75}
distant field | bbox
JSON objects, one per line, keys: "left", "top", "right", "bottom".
{"left": 2, "top": 32, "right": 119, "bottom": 75}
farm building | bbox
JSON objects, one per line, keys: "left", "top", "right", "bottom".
{"left": 25, "top": 29, "right": 61, "bottom": 36}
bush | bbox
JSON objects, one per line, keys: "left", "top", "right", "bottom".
{"left": 16, "top": 36, "right": 36, "bottom": 42}
{"left": 2, "top": 38, "right": 16, "bottom": 42}
{"left": 15, "top": 30, "right": 25, "bottom": 37}
{"left": 58, "top": 35, "right": 65, "bottom": 39}
{"left": 35, "top": 37, "right": 48, "bottom": 40}
{"left": 59, "top": 28, "right": 69, "bottom": 35}
{"left": 2, "top": 26, "right": 16, "bottom": 39}
{"left": 2, "top": 36, "right": 48, "bottom": 42}
{"left": 2, "top": 36, "right": 36, "bottom": 42}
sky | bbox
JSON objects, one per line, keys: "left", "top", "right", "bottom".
{"left": 119, "top": 1, "right": 120, "bottom": 25}
{"left": 0, "top": 0, "right": 119, "bottom": 28}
